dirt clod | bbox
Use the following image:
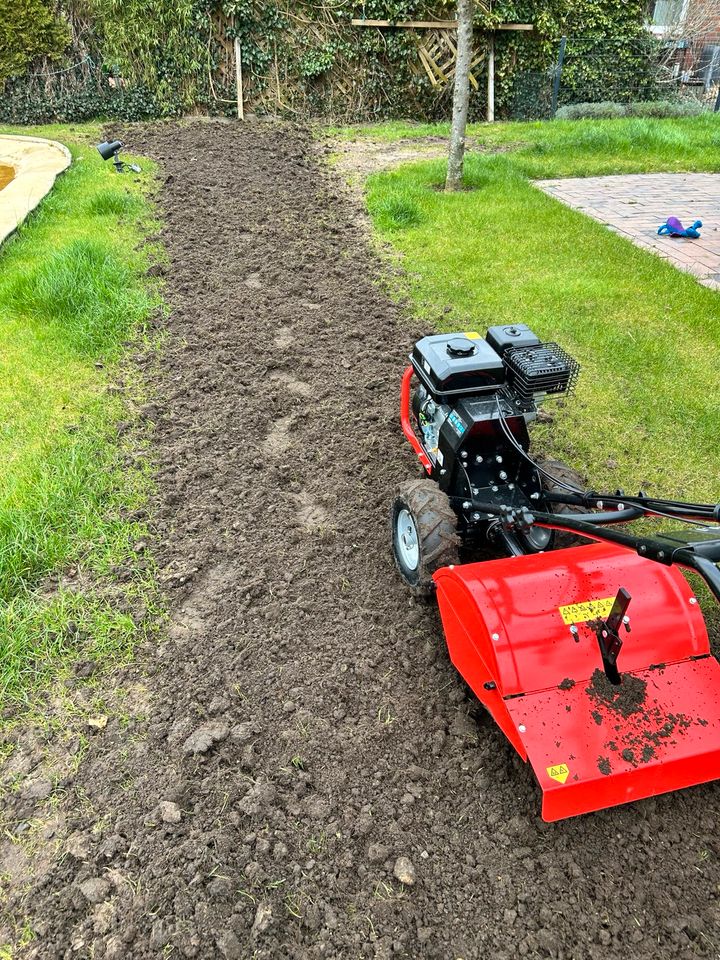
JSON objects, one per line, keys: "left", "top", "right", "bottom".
{"left": 78, "top": 878, "right": 111, "bottom": 905}
{"left": 587, "top": 668, "right": 647, "bottom": 717}
{"left": 181, "top": 721, "right": 229, "bottom": 755}
{"left": 367, "top": 842, "right": 389, "bottom": 863}
{"left": 20, "top": 777, "right": 53, "bottom": 801}
{"left": 157, "top": 800, "right": 182, "bottom": 824}
{"left": 251, "top": 902, "right": 274, "bottom": 937}
{"left": 65, "top": 833, "right": 91, "bottom": 860}
{"left": 216, "top": 931, "right": 243, "bottom": 958}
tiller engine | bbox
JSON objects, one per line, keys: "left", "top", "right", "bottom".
{"left": 392, "top": 325, "right": 720, "bottom": 821}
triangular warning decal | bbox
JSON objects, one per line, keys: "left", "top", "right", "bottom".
{"left": 546, "top": 763, "right": 570, "bottom": 784}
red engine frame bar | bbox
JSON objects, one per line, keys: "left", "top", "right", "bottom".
{"left": 401, "top": 366, "right": 432, "bottom": 474}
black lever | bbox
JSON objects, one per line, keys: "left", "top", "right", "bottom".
{"left": 591, "top": 587, "right": 631, "bottom": 685}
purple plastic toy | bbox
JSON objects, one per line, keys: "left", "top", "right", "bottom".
{"left": 658, "top": 217, "right": 702, "bottom": 239}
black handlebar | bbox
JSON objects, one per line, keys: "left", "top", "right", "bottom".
{"left": 530, "top": 508, "right": 720, "bottom": 604}
{"left": 545, "top": 489, "right": 720, "bottom": 523}
{"left": 469, "top": 497, "right": 720, "bottom": 604}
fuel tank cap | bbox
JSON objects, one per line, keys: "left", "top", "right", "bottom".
{"left": 446, "top": 337, "right": 476, "bottom": 358}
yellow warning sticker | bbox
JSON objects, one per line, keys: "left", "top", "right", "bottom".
{"left": 558, "top": 596, "right": 615, "bottom": 625}
{"left": 463, "top": 331, "right": 481, "bottom": 339}
{"left": 546, "top": 763, "right": 570, "bottom": 784}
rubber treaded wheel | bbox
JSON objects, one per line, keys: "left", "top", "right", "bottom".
{"left": 536, "top": 457, "right": 589, "bottom": 548}
{"left": 391, "top": 479, "right": 460, "bottom": 596}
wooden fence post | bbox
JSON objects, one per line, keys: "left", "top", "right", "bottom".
{"left": 551, "top": 35, "right": 567, "bottom": 118}
{"left": 235, "top": 37, "right": 244, "bottom": 120}
{"left": 487, "top": 34, "right": 495, "bottom": 122}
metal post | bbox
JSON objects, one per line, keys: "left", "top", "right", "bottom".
{"left": 551, "top": 35, "right": 567, "bottom": 118}
{"left": 715, "top": 84, "right": 720, "bottom": 113}
{"left": 487, "top": 34, "right": 495, "bottom": 123}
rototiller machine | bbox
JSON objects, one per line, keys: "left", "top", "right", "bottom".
{"left": 392, "top": 324, "right": 720, "bottom": 821}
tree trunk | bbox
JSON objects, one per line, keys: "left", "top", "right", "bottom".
{"left": 445, "top": 0, "right": 474, "bottom": 192}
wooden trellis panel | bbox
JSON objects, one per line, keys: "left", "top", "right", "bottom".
{"left": 212, "top": 7, "right": 529, "bottom": 118}
{"left": 416, "top": 29, "right": 485, "bottom": 90}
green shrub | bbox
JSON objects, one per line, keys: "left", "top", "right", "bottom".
{"left": 556, "top": 101, "right": 628, "bottom": 120}
{"left": 0, "top": 77, "right": 171, "bottom": 124}
{"left": 625, "top": 99, "right": 705, "bottom": 118}
{"left": 556, "top": 99, "right": 707, "bottom": 121}
{"left": 0, "top": 0, "right": 70, "bottom": 83}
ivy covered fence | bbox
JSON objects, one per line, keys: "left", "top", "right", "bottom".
{"left": 0, "top": 1, "right": 668, "bottom": 123}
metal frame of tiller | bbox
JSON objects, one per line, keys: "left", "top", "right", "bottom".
{"left": 399, "top": 362, "right": 720, "bottom": 821}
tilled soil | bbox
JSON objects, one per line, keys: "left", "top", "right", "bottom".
{"left": 5, "top": 120, "right": 720, "bottom": 958}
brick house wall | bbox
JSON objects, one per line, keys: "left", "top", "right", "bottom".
{"left": 649, "top": 0, "right": 720, "bottom": 85}
{"left": 687, "top": 0, "right": 720, "bottom": 86}
{"left": 690, "top": 0, "right": 720, "bottom": 47}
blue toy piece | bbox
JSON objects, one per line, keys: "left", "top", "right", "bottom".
{"left": 658, "top": 216, "right": 703, "bottom": 239}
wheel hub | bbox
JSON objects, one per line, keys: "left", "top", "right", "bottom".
{"left": 396, "top": 508, "right": 419, "bottom": 570}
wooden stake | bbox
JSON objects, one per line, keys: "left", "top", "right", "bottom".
{"left": 274, "top": 40, "right": 282, "bottom": 107}
{"left": 487, "top": 34, "right": 495, "bottom": 123}
{"left": 235, "top": 37, "right": 244, "bottom": 121}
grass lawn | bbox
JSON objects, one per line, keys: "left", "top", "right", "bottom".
{"left": 352, "top": 115, "right": 720, "bottom": 504}
{"left": 0, "top": 123, "right": 161, "bottom": 705}
{"left": 331, "top": 114, "right": 720, "bottom": 175}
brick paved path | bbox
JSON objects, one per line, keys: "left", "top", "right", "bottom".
{"left": 535, "top": 173, "right": 720, "bottom": 290}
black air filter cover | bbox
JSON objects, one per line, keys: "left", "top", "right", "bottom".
{"left": 486, "top": 323, "right": 540, "bottom": 355}
{"left": 411, "top": 333, "right": 505, "bottom": 401}
{"left": 503, "top": 342, "right": 579, "bottom": 407}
